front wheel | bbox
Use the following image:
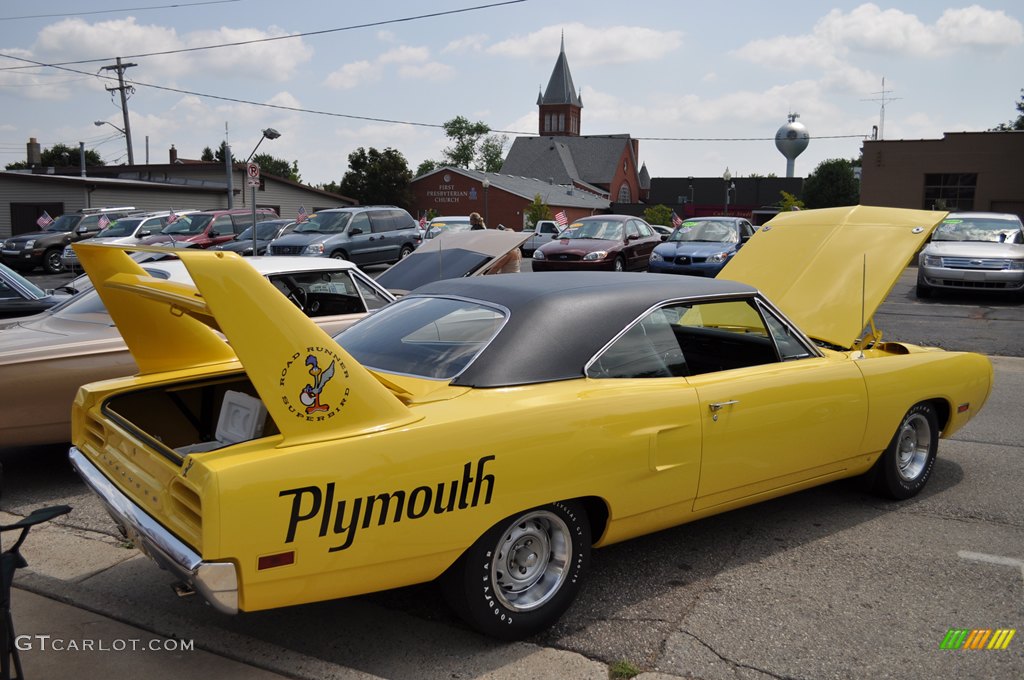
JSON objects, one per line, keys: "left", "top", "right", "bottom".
{"left": 441, "top": 500, "right": 590, "bottom": 640}
{"left": 915, "top": 274, "right": 933, "bottom": 299}
{"left": 612, "top": 256, "right": 625, "bottom": 272}
{"left": 44, "top": 248, "right": 63, "bottom": 274}
{"left": 330, "top": 250, "right": 348, "bottom": 261}
{"left": 872, "top": 402, "right": 939, "bottom": 500}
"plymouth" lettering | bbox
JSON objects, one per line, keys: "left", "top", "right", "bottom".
{"left": 279, "top": 455, "right": 495, "bottom": 552}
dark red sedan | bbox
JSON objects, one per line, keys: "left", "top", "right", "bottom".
{"left": 531, "top": 215, "right": 662, "bottom": 272}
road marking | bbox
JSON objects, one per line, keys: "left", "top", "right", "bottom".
{"left": 958, "top": 551, "right": 1024, "bottom": 605}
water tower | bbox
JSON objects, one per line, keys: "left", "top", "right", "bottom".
{"left": 775, "top": 113, "right": 809, "bottom": 178}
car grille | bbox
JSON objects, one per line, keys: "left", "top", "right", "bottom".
{"left": 939, "top": 256, "right": 1015, "bottom": 271}
{"left": 269, "top": 245, "right": 304, "bottom": 255}
{"left": 551, "top": 253, "right": 583, "bottom": 262}
{"left": 935, "top": 279, "right": 1019, "bottom": 290}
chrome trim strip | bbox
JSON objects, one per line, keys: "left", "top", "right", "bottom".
{"left": 68, "top": 447, "right": 238, "bottom": 614}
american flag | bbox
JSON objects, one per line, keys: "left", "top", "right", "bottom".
{"left": 97, "top": 215, "right": 110, "bottom": 229}
{"left": 554, "top": 210, "right": 568, "bottom": 227}
{"left": 36, "top": 211, "right": 53, "bottom": 228}
{"left": 296, "top": 206, "right": 308, "bottom": 223}
{"left": 167, "top": 209, "right": 179, "bottom": 225}
{"left": 670, "top": 211, "right": 682, "bottom": 228}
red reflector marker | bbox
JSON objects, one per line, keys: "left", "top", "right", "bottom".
{"left": 258, "top": 551, "right": 295, "bottom": 570}
{"left": 957, "top": 403, "right": 970, "bottom": 413}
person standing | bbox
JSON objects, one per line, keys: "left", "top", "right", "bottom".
{"left": 469, "top": 212, "right": 486, "bottom": 230}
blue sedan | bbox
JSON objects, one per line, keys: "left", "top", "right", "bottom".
{"left": 648, "top": 217, "right": 756, "bottom": 277}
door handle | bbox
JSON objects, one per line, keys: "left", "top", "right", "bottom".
{"left": 708, "top": 400, "right": 739, "bottom": 412}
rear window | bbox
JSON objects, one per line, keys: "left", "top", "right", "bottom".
{"left": 336, "top": 296, "right": 506, "bottom": 380}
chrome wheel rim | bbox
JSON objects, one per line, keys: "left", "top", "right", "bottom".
{"left": 492, "top": 510, "right": 570, "bottom": 612}
{"left": 896, "top": 413, "right": 931, "bottom": 482}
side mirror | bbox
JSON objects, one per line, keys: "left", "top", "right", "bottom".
{"left": 660, "top": 234, "right": 669, "bottom": 241}
{"left": 137, "top": 229, "right": 151, "bottom": 238}
{"left": 209, "top": 230, "right": 219, "bottom": 237}
{"left": 349, "top": 227, "right": 364, "bottom": 236}
{"left": 626, "top": 234, "right": 639, "bottom": 241}
{"left": 76, "top": 225, "right": 89, "bottom": 234}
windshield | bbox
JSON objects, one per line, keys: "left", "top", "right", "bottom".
{"left": 97, "top": 218, "right": 142, "bottom": 238}
{"left": 426, "top": 220, "right": 473, "bottom": 239}
{"left": 44, "top": 215, "right": 78, "bottom": 233}
{"left": 296, "top": 212, "right": 351, "bottom": 234}
{"left": 48, "top": 267, "right": 172, "bottom": 317}
{"left": 669, "top": 220, "right": 739, "bottom": 244}
{"left": 375, "top": 248, "right": 492, "bottom": 292}
{"left": 162, "top": 215, "right": 204, "bottom": 235}
{"left": 564, "top": 220, "right": 623, "bottom": 241}
{"left": 336, "top": 296, "right": 506, "bottom": 380}
{"left": 931, "top": 217, "right": 1024, "bottom": 243}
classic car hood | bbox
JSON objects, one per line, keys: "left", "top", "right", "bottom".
{"left": 922, "top": 240, "right": 1024, "bottom": 259}
{"left": 0, "top": 315, "right": 121, "bottom": 362}
{"left": 720, "top": 206, "right": 947, "bottom": 350}
{"left": 376, "top": 230, "right": 528, "bottom": 294}
{"left": 76, "top": 243, "right": 421, "bottom": 446}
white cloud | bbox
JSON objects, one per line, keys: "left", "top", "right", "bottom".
{"left": 379, "top": 45, "right": 430, "bottom": 64}
{"left": 488, "top": 23, "right": 682, "bottom": 65}
{"left": 324, "top": 60, "right": 380, "bottom": 89}
{"left": 397, "top": 62, "right": 454, "bottom": 81}
{"left": 936, "top": 5, "right": 1024, "bottom": 48}
{"left": 442, "top": 34, "right": 488, "bottom": 53}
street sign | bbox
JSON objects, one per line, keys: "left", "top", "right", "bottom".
{"left": 246, "top": 162, "right": 260, "bottom": 187}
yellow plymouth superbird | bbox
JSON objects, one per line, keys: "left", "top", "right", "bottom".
{"left": 69, "top": 206, "right": 992, "bottom": 640}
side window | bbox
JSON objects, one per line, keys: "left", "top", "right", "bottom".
{"left": 588, "top": 308, "right": 688, "bottom": 379}
{"left": 636, "top": 222, "right": 654, "bottom": 238}
{"left": 369, "top": 211, "right": 395, "bottom": 233}
{"left": 390, "top": 209, "right": 415, "bottom": 230}
{"left": 352, "top": 274, "right": 392, "bottom": 310}
{"left": 542, "top": 223, "right": 558, "bottom": 235}
{"left": 350, "top": 212, "right": 371, "bottom": 234}
{"left": 625, "top": 221, "right": 640, "bottom": 239}
{"left": 758, "top": 302, "right": 816, "bottom": 360}
{"left": 212, "top": 215, "right": 234, "bottom": 235}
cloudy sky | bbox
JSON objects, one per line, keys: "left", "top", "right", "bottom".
{"left": 0, "top": 0, "right": 1020, "bottom": 186}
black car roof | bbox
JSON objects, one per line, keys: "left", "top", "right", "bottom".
{"left": 410, "top": 272, "right": 757, "bottom": 387}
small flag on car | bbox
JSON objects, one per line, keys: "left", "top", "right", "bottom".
{"left": 296, "top": 206, "right": 308, "bottom": 223}
{"left": 97, "top": 215, "right": 110, "bottom": 229}
{"left": 36, "top": 211, "right": 53, "bottom": 228}
{"left": 671, "top": 211, "right": 682, "bottom": 228}
{"left": 167, "top": 209, "right": 179, "bottom": 224}
{"left": 554, "top": 210, "right": 568, "bottom": 227}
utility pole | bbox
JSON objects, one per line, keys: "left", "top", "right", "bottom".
{"left": 100, "top": 57, "right": 137, "bottom": 165}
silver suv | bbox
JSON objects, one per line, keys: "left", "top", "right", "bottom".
{"left": 917, "top": 212, "right": 1024, "bottom": 298}
{"left": 267, "top": 206, "right": 419, "bottom": 265}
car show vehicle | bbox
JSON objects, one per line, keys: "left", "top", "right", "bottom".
{"left": 532, "top": 215, "right": 662, "bottom": 272}
{"left": 648, "top": 216, "right": 756, "bottom": 277}
{"left": 0, "top": 246, "right": 394, "bottom": 449}
{"left": 2, "top": 206, "right": 135, "bottom": 274}
{"left": 916, "top": 211, "right": 1024, "bottom": 298}
{"left": 68, "top": 207, "right": 991, "bottom": 640}
{"left": 422, "top": 215, "right": 474, "bottom": 242}
{"left": 0, "top": 262, "right": 61, "bottom": 318}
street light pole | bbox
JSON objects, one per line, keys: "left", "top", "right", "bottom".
{"left": 722, "top": 167, "right": 732, "bottom": 216}
{"left": 245, "top": 128, "right": 281, "bottom": 256}
{"left": 688, "top": 176, "right": 694, "bottom": 216}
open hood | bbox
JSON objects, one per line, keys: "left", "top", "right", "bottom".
{"left": 376, "top": 230, "right": 529, "bottom": 294}
{"left": 719, "top": 206, "right": 947, "bottom": 349}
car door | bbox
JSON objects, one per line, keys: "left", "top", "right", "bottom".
{"left": 367, "top": 210, "right": 402, "bottom": 264}
{"left": 675, "top": 298, "right": 868, "bottom": 510}
{"left": 624, "top": 219, "right": 657, "bottom": 270}
{"left": 206, "top": 215, "right": 236, "bottom": 247}
{"left": 345, "top": 212, "right": 377, "bottom": 265}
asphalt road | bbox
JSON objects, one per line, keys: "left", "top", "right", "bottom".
{"left": 4, "top": 264, "right": 1023, "bottom": 679}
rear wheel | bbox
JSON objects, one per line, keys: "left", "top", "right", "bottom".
{"left": 871, "top": 402, "right": 939, "bottom": 500}
{"left": 399, "top": 244, "right": 414, "bottom": 260}
{"left": 43, "top": 248, "right": 63, "bottom": 274}
{"left": 441, "top": 500, "right": 590, "bottom": 640}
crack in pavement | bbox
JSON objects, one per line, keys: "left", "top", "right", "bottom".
{"left": 678, "top": 629, "right": 807, "bottom": 680}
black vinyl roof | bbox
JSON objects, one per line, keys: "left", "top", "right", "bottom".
{"left": 410, "top": 272, "right": 757, "bottom": 387}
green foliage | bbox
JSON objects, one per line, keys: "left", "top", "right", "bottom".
{"left": 801, "top": 158, "right": 859, "bottom": 209}
{"left": 476, "top": 134, "right": 508, "bottom": 172}
{"left": 6, "top": 143, "right": 105, "bottom": 169}
{"left": 338, "top": 147, "right": 414, "bottom": 210}
{"left": 214, "top": 141, "right": 235, "bottom": 164}
{"left": 778, "top": 190, "right": 805, "bottom": 211}
{"left": 523, "top": 194, "right": 552, "bottom": 227}
{"left": 643, "top": 204, "right": 673, "bottom": 227}
{"left": 200, "top": 146, "right": 215, "bottom": 162}
{"left": 442, "top": 116, "right": 491, "bottom": 168}
{"left": 251, "top": 153, "right": 300, "bottom": 182}
{"left": 416, "top": 159, "right": 440, "bottom": 177}
{"left": 609, "top": 659, "right": 641, "bottom": 679}
{"left": 990, "top": 88, "right": 1024, "bottom": 131}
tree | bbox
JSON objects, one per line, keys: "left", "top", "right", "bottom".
{"left": 442, "top": 116, "right": 491, "bottom": 168}
{"left": 5, "top": 143, "right": 105, "bottom": 170}
{"left": 200, "top": 146, "right": 215, "bottom": 162}
{"left": 523, "top": 194, "right": 552, "bottom": 228}
{"left": 644, "top": 204, "right": 673, "bottom": 227}
{"left": 415, "top": 159, "right": 440, "bottom": 177}
{"left": 476, "top": 134, "right": 508, "bottom": 172}
{"left": 990, "top": 88, "right": 1024, "bottom": 131}
{"left": 338, "top": 147, "right": 413, "bottom": 209}
{"left": 251, "top": 153, "right": 301, "bottom": 182}
{"left": 801, "top": 158, "right": 859, "bottom": 209}
{"left": 778, "top": 191, "right": 805, "bottom": 211}
{"left": 214, "top": 141, "right": 235, "bottom": 164}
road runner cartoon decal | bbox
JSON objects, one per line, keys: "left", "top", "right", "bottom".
{"left": 279, "top": 347, "right": 351, "bottom": 422}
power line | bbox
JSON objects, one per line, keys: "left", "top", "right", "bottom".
{"left": 0, "top": 0, "right": 241, "bottom": 22}
{"left": 0, "top": 1, "right": 527, "bottom": 72}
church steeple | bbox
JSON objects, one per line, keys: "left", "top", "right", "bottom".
{"left": 538, "top": 32, "right": 582, "bottom": 136}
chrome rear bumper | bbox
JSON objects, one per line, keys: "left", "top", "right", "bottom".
{"left": 69, "top": 446, "right": 238, "bottom": 614}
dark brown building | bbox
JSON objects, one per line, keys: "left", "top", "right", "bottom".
{"left": 860, "top": 131, "right": 1024, "bottom": 220}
